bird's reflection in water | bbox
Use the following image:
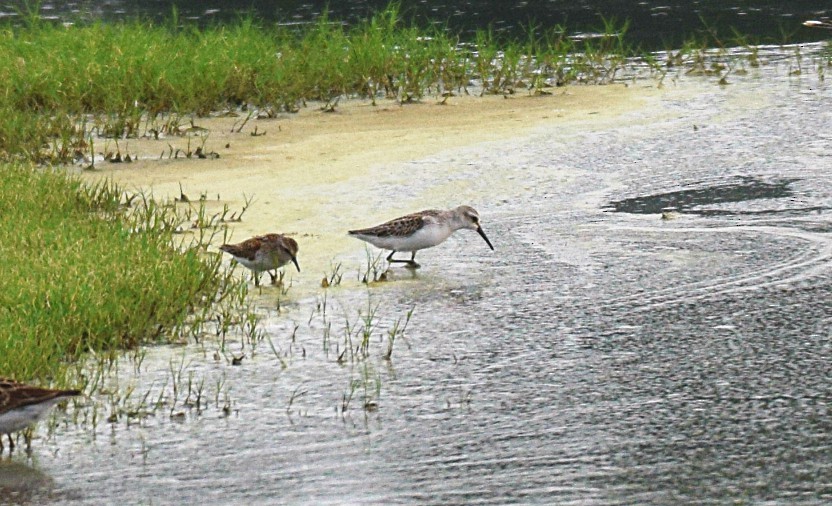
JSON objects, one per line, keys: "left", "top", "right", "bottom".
{"left": 0, "top": 458, "right": 56, "bottom": 504}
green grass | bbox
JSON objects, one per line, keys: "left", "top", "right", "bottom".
{"left": 0, "top": 4, "right": 818, "bottom": 164}
{"left": 0, "top": 164, "right": 235, "bottom": 382}
{"left": 0, "top": 5, "right": 640, "bottom": 164}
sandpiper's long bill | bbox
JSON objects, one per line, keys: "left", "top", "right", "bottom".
{"left": 348, "top": 205, "right": 494, "bottom": 268}
{"left": 0, "top": 378, "right": 81, "bottom": 451}
{"left": 219, "top": 233, "right": 300, "bottom": 286}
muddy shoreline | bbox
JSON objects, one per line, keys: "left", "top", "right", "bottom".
{"left": 86, "top": 84, "right": 666, "bottom": 288}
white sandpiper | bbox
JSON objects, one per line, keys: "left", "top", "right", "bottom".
{"left": 219, "top": 233, "right": 300, "bottom": 286}
{"left": 348, "top": 205, "right": 494, "bottom": 268}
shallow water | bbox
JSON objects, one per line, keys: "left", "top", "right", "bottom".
{"left": 5, "top": 48, "right": 832, "bottom": 504}
{"left": 30, "top": 1, "right": 832, "bottom": 50}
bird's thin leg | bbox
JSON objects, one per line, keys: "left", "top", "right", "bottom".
{"left": 388, "top": 251, "right": 413, "bottom": 263}
{"left": 269, "top": 269, "right": 278, "bottom": 284}
{"left": 386, "top": 251, "right": 408, "bottom": 263}
{"left": 404, "top": 251, "right": 421, "bottom": 269}
{"left": 387, "top": 250, "right": 421, "bottom": 268}
{"left": 253, "top": 271, "right": 261, "bottom": 287}
{"left": 7, "top": 433, "right": 14, "bottom": 450}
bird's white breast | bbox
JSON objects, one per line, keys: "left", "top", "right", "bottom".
{"left": 357, "top": 222, "right": 453, "bottom": 252}
{"left": 0, "top": 401, "right": 60, "bottom": 433}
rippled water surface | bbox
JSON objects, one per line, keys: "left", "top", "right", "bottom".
{"left": 4, "top": 49, "right": 832, "bottom": 505}
{"left": 26, "top": 1, "right": 832, "bottom": 49}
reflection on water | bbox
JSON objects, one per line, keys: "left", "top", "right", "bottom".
{"left": 0, "top": 460, "right": 55, "bottom": 504}
{"left": 19, "top": 0, "right": 832, "bottom": 49}
{"left": 23, "top": 47, "right": 832, "bottom": 504}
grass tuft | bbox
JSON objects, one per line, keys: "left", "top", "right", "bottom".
{"left": 0, "top": 4, "right": 645, "bottom": 164}
{"left": 0, "top": 164, "right": 243, "bottom": 382}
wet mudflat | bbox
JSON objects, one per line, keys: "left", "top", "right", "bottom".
{"left": 4, "top": 47, "right": 832, "bottom": 505}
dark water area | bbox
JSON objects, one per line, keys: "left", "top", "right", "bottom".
{"left": 607, "top": 176, "right": 832, "bottom": 217}
{"left": 608, "top": 176, "right": 798, "bottom": 214}
{"left": 16, "top": 0, "right": 832, "bottom": 50}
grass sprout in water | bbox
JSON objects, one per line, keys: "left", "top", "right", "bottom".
{"left": 360, "top": 248, "right": 389, "bottom": 284}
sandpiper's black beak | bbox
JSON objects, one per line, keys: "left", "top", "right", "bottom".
{"left": 291, "top": 256, "right": 301, "bottom": 272}
{"left": 477, "top": 226, "right": 494, "bottom": 251}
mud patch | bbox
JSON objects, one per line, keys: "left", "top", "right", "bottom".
{"left": 605, "top": 176, "right": 829, "bottom": 216}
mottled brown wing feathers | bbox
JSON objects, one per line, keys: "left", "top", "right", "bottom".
{"left": 350, "top": 210, "right": 439, "bottom": 238}
{"left": 220, "top": 234, "right": 296, "bottom": 260}
{"left": 219, "top": 236, "right": 265, "bottom": 261}
{"left": 0, "top": 378, "right": 81, "bottom": 414}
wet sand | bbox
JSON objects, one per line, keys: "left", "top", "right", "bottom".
{"left": 85, "top": 84, "right": 664, "bottom": 286}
